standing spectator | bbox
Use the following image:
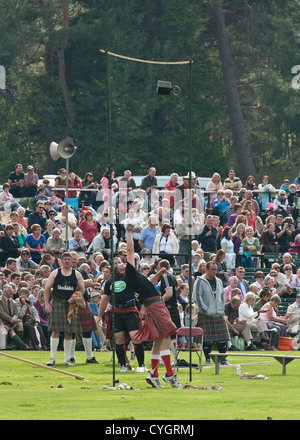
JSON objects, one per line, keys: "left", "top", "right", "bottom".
{"left": 67, "top": 172, "right": 82, "bottom": 211}
{"left": 164, "top": 173, "right": 179, "bottom": 209}
{"left": 78, "top": 172, "right": 98, "bottom": 208}
{"left": 205, "top": 173, "right": 224, "bottom": 205}
{"left": 140, "top": 167, "right": 158, "bottom": 195}
{"left": 258, "top": 175, "right": 275, "bottom": 211}
{"left": 8, "top": 164, "right": 24, "bottom": 198}
{"left": 192, "top": 261, "right": 229, "bottom": 366}
{"left": 79, "top": 209, "right": 98, "bottom": 247}
{"left": 44, "top": 252, "right": 85, "bottom": 366}
{"left": 119, "top": 169, "right": 136, "bottom": 190}
{"left": 23, "top": 165, "right": 39, "bottom": 197}
{"left": 54, "top": 168, "right": 67, "bottom": 201}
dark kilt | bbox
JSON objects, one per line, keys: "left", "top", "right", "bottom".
{"left": 198, "top": 312, "right": 229, "bottom": 343}
{"left": 166, "top": 304, "right": 181, "bottom": 329}
{"left": 134, "top": 298, "right": 177, "bottom": 342}
{"left": 48, "top": 298, "right": 82, "bottom": 334}
{"left": 78, "top": 299, "right": 97, "bottom": 333}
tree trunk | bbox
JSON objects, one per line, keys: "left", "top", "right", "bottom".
{"left": 57, "top": 0, "right": 76, "bottom": 133}
{"left": 214, "top": 0, "right": 257, "bottom": 182}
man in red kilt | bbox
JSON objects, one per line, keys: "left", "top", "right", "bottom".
{"left": 44, "top": 252, "right": 85, "bottom": 366}
{"left": 125, "top": 224, "right": 182, "bottom": 388}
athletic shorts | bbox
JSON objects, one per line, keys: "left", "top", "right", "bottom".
{"left": 114, "top": 312, "right": 140, "bottom": 334}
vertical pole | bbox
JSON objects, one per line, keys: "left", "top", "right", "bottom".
{"left": 65, "top": 157, "right": 69, "bottom": 244}
{"left": 188, "top": 60, "right": 193, "bottom": 382}
{"left": 105, "top": 50, "right": 116, "bottom": 386}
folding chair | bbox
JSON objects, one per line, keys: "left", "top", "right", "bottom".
{"left": 175, "top": 327, "right": 204, "bottom": 373}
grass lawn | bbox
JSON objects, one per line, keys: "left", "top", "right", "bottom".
{"left": 0, "top": 349, "right": 300, "bottom": 420}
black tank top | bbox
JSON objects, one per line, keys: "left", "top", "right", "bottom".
{"left": 52, "top": 268, "right": 78, "bottom": 300}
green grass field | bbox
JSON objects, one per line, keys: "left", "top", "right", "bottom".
{"left": 0, "top": 349, "right": 300, "bottom": 420}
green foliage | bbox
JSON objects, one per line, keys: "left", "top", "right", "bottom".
{"left": 0, "top": 0, "right": 299, "bottom": 185}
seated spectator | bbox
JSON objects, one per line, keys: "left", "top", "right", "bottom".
{"left": 283, "top": 264, "right": 300, "bottom": 288}
{"left": 280, "top": 179, "right": 290, "bottom": 193}
{"left": 8, "top": 164, "right": 24, "bottom": 198}
{"left": 45, "top": 228, "right": 66, "bottom": 259}
{"left": 224, "top": 296, "right": 255, "bottom": 351}
{"left": 34, "top": 186, "right": 49, "bottom": 203}
{"left": 33, "top": 289, "right": 49, "bottom": 344}
{"left": 193, "top": 261, "right": 207, "bottom": 280}
{"left": 238, "top": 292, "right": 270, "bottom": 349}
{"left": 25, "top": 224, "right": 46, "bottom": 265}
{"left": 176, "top": 283, "right": 189, "bottom": 312}
{"left": 289, "top": 234, "right": 300, "bottom": 253}
{"left": 0, "top": 183, "right": 21, "bottom": 212}
{"left": 12, "top": 222, "right": 27, "bottom": 247}
{"left": 16, "top": 207, "right": 28, "bottom": 230}
{"left": 259, "top": 294, "right": 288, "bottom": 349}
{"left": 259, "top": 223, "right": 280, "bottom": 253}
{"left": 273, "top": 190, "right": 289, "bottom": 217}
{"left": 1, "top": 224, "right": 21, "bottom": 261}
{"left": 224, "top": 276, "right": 239, "bottom": 303}
{"left": 27, "top": 202, "right": 47, "bottom": 233}
{"left": 242, "top": 226, "right": 260, "bottom": 267}
{"left": 212, "top": 190, "right": 230, "bottom": 214}
{"left": 280, "top": 253, "right": 297, "bottom": 274}
{"left": 23, "top": 165, "right": 39, "bottom": 197}
{"left": 286, "top": 294, "right": 300, "bottom": 336}
{"left": 68, "top": 228, "right": 87, "bottom": 257}
{"left": 15, "top": 287, "right": 48, "bottom": 350}
{"left": 16, "top": 249, "right": 39, "bottom": 273}
{"left": 254, "top": 271, "right": 265, "bottom": 293}
{"left": 191, "top": 251, "right": 204, "bottom": 273}
{"left": 228, "top": 203, "right": 243, "bottom": 227}
{"left": 0, "top": 284, "right": 29, "bottom": 349}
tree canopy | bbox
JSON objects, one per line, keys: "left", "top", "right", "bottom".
{"left": 0, "top": 0, "right": 299, "bottom": 186}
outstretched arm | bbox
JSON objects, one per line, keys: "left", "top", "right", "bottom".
{"left": 126, "top": 224, "right": 135, "bottom": 266}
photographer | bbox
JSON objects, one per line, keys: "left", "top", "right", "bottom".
{"left": 275, "top": 214, "right": 292, "bottom": 253}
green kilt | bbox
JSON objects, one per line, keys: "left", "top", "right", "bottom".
{"left": 48, "top": 298, "right": 82, "bottom": 334}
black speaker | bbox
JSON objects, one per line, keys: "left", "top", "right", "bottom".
{"left": 156, "top": 80, "right": 172, "bottom": 95}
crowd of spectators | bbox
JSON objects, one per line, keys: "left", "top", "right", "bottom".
{"left": 1, "top": 163, "right": 300, "bottom": 356}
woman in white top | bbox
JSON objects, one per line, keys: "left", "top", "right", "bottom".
{"left": 283, "top": 264, "right": 300, "bottom": 288}
{"left": 259, "top": 294, "right": 288, "bottom": 349}
{"left": 152, "top": 223, "right": 179, "bottom": 265}
{"left": 238, "top": 292, "right": 270, "bottom": 346}
{"left": 0, "top": 183, "right": 21, "bottom": 212}
{"left": 206, "top": 173, "right": 224, "bottom": 203}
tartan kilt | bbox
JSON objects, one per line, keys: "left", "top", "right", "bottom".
{"left": 133, "top": 300, "right": 177, "bottom": 342}
{"left": 198, "top": 312, "right": 229, "bottom": 343}
{"left": 78, "top": 299, "right": 97, "bottom": 333}
{"left": 48, "top": 299, "right": 82, "bottom": 334}
{"left": 166, "top": 304, "right": 181, "bottom": 329}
